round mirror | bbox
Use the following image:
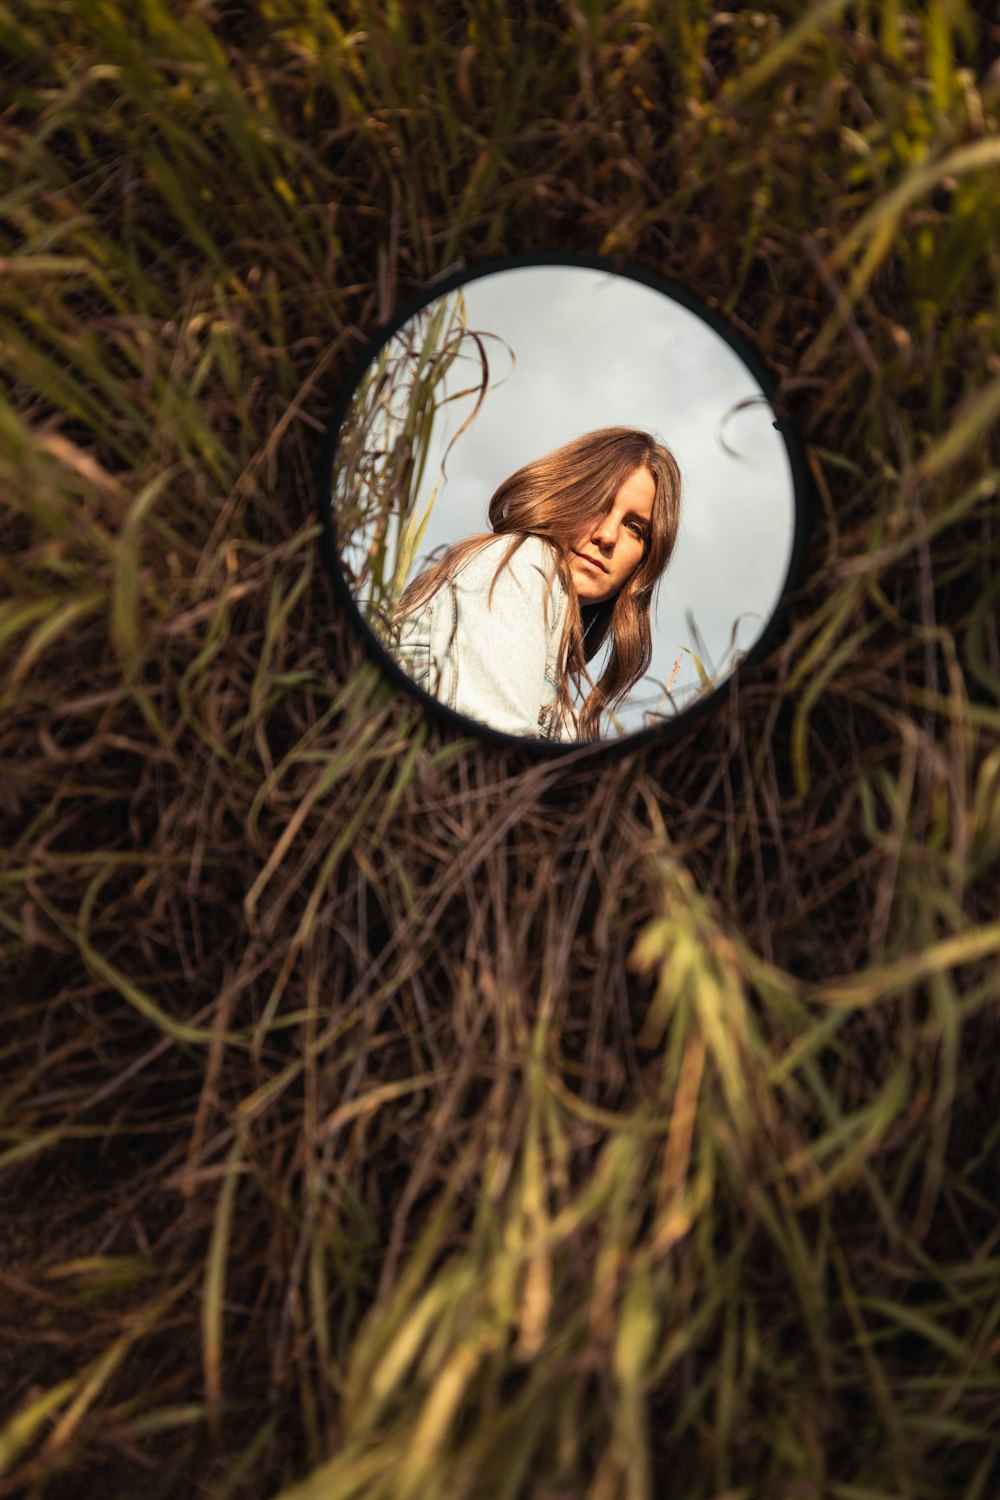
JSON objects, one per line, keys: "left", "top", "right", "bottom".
{"left": 320, "top": 254, "right": 809, "bottom": 751}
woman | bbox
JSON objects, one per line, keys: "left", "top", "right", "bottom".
{"left": 391, "top": 427, "right": 682, "bottom": 741}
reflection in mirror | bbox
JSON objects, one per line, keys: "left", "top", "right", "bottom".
{"left": 330, "top": 260, "right": 802, "bottom": 745}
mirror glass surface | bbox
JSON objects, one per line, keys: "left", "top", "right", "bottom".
{"left": 328, "top": 259, "right": 804, "bottom": 745}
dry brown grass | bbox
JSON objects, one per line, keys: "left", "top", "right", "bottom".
{"left": 2, "top": 2, "right": 1000, "bottom": 1497}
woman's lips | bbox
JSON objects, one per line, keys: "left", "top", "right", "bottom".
{"left": 574, "top": 552, "right": 608, "bottom": 573}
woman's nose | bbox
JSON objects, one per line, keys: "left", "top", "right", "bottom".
{"left": 592, "top": 514, "right": 617, "bottom": 548}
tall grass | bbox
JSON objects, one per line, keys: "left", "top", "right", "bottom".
{"left": 332, "top": 285, "right": 506, "bottom": 649}
{"left": 1, "top": 2, "right": 999, "bottom": 1498}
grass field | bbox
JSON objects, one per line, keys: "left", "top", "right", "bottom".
{"left": 2, "top": 2, "right": 1000, "bottom": 1496}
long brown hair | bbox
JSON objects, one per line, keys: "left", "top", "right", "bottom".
{"left": 395, "top": 426, "right": 682, "bottom": 739}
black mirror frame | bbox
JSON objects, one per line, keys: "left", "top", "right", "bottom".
{"left": 317, "top": 250, "right": 813, "bottom": 762}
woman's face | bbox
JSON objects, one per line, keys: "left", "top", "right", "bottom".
{"left": 568, "top": 465, "right": 656, "bottom": 604}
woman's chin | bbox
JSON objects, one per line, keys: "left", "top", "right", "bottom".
{"left": 573, "top": 578, "right": 610, "bottom": 605}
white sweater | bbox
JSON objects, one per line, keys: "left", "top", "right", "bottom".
{"left": 392, "top": 534, "right": 576, "bottom": 740}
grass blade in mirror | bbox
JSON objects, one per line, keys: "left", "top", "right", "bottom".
{"left": 332, "top": 286, "right": 507, "bottom": 653}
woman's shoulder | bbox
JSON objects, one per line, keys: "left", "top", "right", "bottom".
{"left": 451, "top": 533, "right": 567, "bottom": 640}
{"left": 455, "top": 532, "right": 561, "bottom": 584}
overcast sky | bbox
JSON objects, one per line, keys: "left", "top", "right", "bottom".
{"left": 351, "top": 264, "right": 798, "bottom": 736}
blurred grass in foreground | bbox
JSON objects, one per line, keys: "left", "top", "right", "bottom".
{"left": 1, "top": 1, "right": 1000, "bottom": 1497}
